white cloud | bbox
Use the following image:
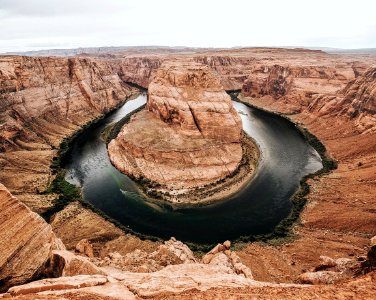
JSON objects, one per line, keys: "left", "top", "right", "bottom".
{"left": 0, "top": 0, "right": 375, "bottom": 53}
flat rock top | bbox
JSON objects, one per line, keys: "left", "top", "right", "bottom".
{"left": 118, "top": 109, "right": 224, "bottom": 151}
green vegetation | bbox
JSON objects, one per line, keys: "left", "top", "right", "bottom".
{"left": 102, "top": 104, "right": 146, "bottom": 145}
{"left": 41, "top": 170, "right": 81, "bottom": 221}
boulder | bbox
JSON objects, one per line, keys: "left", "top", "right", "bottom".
{"left": 44, "top": 250, "right": 105, "bottom": 277}
{"left": 76, "top": 239, "right": 94, "bottom": 258}
{"left": 223, "top": 240, "right": 231, "bottom": 249}
{"left": 298, "top": 271, "right": 344, "bottom": 285}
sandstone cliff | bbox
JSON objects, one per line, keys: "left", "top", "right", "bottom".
{"left": 0, "top": 56, "right": 134, "bottom": 152}
{"left": 0, "top": 183, "right": 64, "bottom": 291}
{"left": 308, "top": 66, "right": 376, "bottom": 133}
{"left": 0, "top": 55, "right": 135, "bottom": 212}
{"left": 241, "top": 64, "right": 354, "bottom": 113}
{"left": 147, "top": 61, "right": 242, "bottom": 142}
{"left": 108, "top": 62, "right": 248, "bottom": 201}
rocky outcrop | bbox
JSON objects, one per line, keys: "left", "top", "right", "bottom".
{"left": 308, "top": 66, "right": 376, "bottom": 133}
{"left": 94, "top": 238, "right": 197, "bottom": 273}
{"left": 147, "top": 61, "right": 242, "bottom": 142}
{"left": 108, "top": 62, "right": 247, "bottom": 201}
{"left": 241, "top": 64, "right": 352, "bottom": 106}
{"left": 3, "top": 263, "right": 297, "bottom": 299}
{"left": 0, "top": 184, "right": 65, "bottom": 291}
{"left": 202, "top": 241, "right": 253, "bottom": 279}
{"left": 45, "top": 250, "right": 105, "bottom": 277}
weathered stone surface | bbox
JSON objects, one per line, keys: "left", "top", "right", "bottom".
{"left": 7, "top": 275, "right": 108, "bottom": 296}
{"left": 108, "top": 62, "right": 244, "bottom": 197}
{"left": 106, "top": 263, "right": 265, "bottom": 297}
{"left": 202, "top": 241, "right": 253, "bottom": 279}
{"left": 44, "top": 250, "right": 105, "bottom": 277}
{"left": 147, "top": 61, "right": 242, "bottom": 142}
{"left": 75, "top": 239, "right": 94, "bottom": 258}
{"left": 95, "top": 238, "right": 196, "bottom": 273}
{"left": 308, "top": 67, "right": 376, "bottom": 133}
{"left": 298, "top": 271, "right": 344, "bottom": 285}
{"left": 0, "top": 184, "right": 64, "bottom": 292}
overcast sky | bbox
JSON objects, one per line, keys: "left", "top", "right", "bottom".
{"left": 0, "top": 0, "right": 375, "bottom": 53}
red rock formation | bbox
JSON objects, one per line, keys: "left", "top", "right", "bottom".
{"left": 0, "top": 56, "right": 135, "bottom": 152}
{"left": 147, "top": 61, "right": 242, "bottom": 142}
{"left": 242, "top": 64, "right": 351, "bottom": 99}
{"left": 115, "top": 56, "right": 163, "bottom": 88}
{"left": 309, "top": 66, "right": 376, "bottom": 133}
{"left": 0, "top": 55, "right": 136, "bottom": 212}
{"left": 0, "top": 183, "right": 65, "bottom": 291}
{"left": 108, "top": 62, "right": 244, "bottom": 198}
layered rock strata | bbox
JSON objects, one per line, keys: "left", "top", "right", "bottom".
{"left": 237, "top": 64, "right": 376, "bottom": 283}
{"left": 0, "top": 56, "right": 136, "bottom": 213}
{"left": 0, "top": 184, "right": 65, "bottom": 291}
{"left": 309, "top": 66, "right": 376, "bottom": 133}
{"left": 108, "top": 62, "right": 250, "bottom": 203}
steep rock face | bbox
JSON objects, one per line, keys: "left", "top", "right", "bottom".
{"left": 193, "top": 55, "right": 254, "bottom": 90}
{"left": 115, "top": 56, "right": 163, "bottom": 88}
{"left": 345, "top": 67, "right": 376, "bottom": 115}
{"left": 0, "top": 183, "right": 65, "bottom": 292}
{"left": 0, "top": 56, "right": 134, "bottom": 152}
{"left": 309, "top": 66, "right": 376, "bottom": 133}
{"left": 242, "top": 64, "right": 351, "bottom": 99}
{"left": 147, "top": 61, "right": 242, "bottom": 142}
{"left": 108, "top": 62, "right": 243, "bottom": 196}
{"left": 0, "top": 56, "right": 135, "bottom": 212}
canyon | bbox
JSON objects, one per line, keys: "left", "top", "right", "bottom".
{"left": 0, "top": 47, "right": 375, "bottom": 298}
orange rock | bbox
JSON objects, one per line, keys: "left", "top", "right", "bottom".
{"left": 0, "top": 184, "right": 65, "bottom": 292}
{"left": 108, "top": 62, "right": 243, "bottom": 199}
{"left": 76, "top": 239, "right": 95, "bottom": 258}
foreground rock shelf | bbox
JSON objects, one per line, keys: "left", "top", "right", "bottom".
{"left": 108, "top": 62, "right": 258, "bottom": 204}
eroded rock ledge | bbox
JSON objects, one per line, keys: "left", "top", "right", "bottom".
{"left": 108, "top": 62, "right": 258, "bottom": 204}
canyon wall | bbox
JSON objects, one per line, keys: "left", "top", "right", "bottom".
{"left": 0, "top": 56, "right": 135, "bottom": 152}
{"left": 0, "top": 56, "right": 136, "bottom": 211}
{"left": 107, "top": 48, "right": 369, "bottom": 92}
{"left": 237, "top": 63, "right": 376, "bottom": 283}
{"left": 0, "top": 183, "right": 64, "bottom": 291}
{"left": 309, "top": 66, "right": 376, "bottom": 133}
